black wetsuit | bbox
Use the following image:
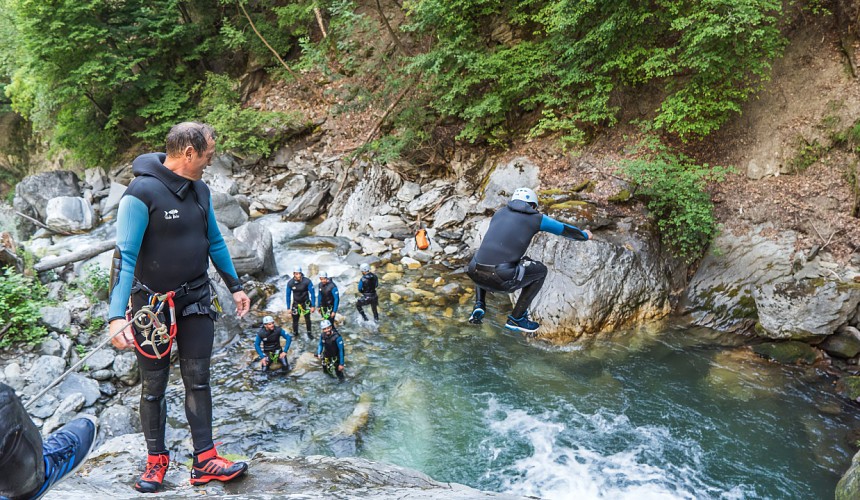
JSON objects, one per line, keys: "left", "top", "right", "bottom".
{"left": 108, "top": 153, "right": 243, "bottom": 456}
{"left": 467, "top": 199, "right": 588, "bottom": 318}
{"left": 317, "top": 330, "right": 345, "bottom": 381}
{"left": 317, "top": 280, "right": 340, "bottom": 324}
{"left": 356, "top": 272, "right": 379, "bottom": 320}
{"left": 286, "top": 276, "right": 315, "bottom": 338}
{"left": 255, "top": 326, "right": 292, "bottom": 371}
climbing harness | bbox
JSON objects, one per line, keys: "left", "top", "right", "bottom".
{"left": 130, "top": 291, "right": 177, "bottom": 360}
{"left": 24, "top": 307, "right": 156, "bottom": 410}
{"left": 319, "top": 306, "right": 333, "bottom": 320}
{"left": 292, "top": 303, "right": 311, "bottom": 317}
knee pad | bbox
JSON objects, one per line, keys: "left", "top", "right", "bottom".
{"left": 140, "top": 369, "right": 169, "bottom": 398}
{"left": 180, "top": 358, "right": 211, "bottom": 392}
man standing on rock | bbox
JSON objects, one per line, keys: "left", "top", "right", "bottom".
{"left": 107, "top": 122, "right": 250, "bottom": 493}
{"left": 466, "top": 187, "right": 591, "bottom": 334}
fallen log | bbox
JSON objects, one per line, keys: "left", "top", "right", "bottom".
{"left": 34, "top": 240, "right": 115, "bottom": 272}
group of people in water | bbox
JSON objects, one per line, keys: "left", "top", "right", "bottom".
{"left": 254, "top": 262, "right": 379, "bottom": 382}
{"left": 0, "top": 121, "right": 592, "bottom": 499}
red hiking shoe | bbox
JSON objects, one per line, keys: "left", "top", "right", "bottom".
{"left": 189, "top": 447, "right": 248, "bottom": 485}
{"left": 134, "top": 453, "right": 170, "bottom": 493}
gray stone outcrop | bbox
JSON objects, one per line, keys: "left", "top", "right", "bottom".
{"left": 211, "top": 191, "right": 248, "bottom": 229}
{"left": 13, "top": 170, "right": 81, "bottom": 236}
{"left": 45, "top": 196, "right": 96, "bottom": 232}
{"left": 475, "top": 157, "right": 539, "bottom": 213}
{"left": 233, "top": 220, "right": 277, "bottom": 277}
{"left": 753, "top": 278, "right": 860, "bottom": 340}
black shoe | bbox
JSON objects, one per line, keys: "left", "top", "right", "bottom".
{"left": 30, "top": 416, "right": 98, "bottom": 499}
{"left": 306, "top": 331, "right": 314, "bottom": 340}
{"left": 468, "top": 304, "right": 485, "bottom": 324}
{"left": 504, "top": 313, "right": 540, "bottom": 334}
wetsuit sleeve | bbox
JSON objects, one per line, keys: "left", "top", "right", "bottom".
{"left": 372, "top": 275, "right": 378, "bottom": 289}
{"left": 540, "top": 215, "right": 589, "bottom": 241}
{"left": 280, "top": 329, "right": 292, "bottom": 352}
{"left": 207, "top": 200, "right": 243, "bottom": 293}
{"left": 337, "top": 337, "right": 345, "bottom": 366}
{"left": 108, "top": 195, "right": 149, "bottom": 321}
{"left": 332, "top": 284, "right": 340, "bottom": 313}
{"left": 254, "top": 334, "right": 264, "bottom": 358}
{"left": 358, "top": 277, "right": 364, "bottom": 293}
{"left": 316, "top": 337, "right": 323, "bottom": 356}
{"left": 317, "top": 286, "right": 323, "bottom": 308}
{"left": 308, "top": 281, "right": 316, "bottom": 307}
{"left": 285, "top": 283, "right": 292, "bottom": 309}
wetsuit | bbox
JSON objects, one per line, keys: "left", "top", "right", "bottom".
{"left": 108, "top": 153, "right": 243, "bottom": 457}
{"left": 0, "top": 382, "right": 44, "bottom": 498}
{"left": 317, "top": 329, "right": 345, "bottom": 381}
{"left": 286, "top": 275, "right": 316, "bottom": 338}
{"left": 255, "top": 325, "right": 292, "bottom": 371}
{"left": 467, "top": 199, "right": 588, "bottom": 318}
{"left": 317, "top": 280, "right": 340, "bottom": 324}
{"left": 356, "top": 272, "right": 379, "bottom": 321}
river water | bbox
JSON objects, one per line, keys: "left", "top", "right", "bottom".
{"left": 156, "top": 217, "right": 859, "bottom": 499}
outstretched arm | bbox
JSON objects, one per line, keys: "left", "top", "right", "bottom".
{"left": 539, "top": 215, "right": 591, "bottom": 241}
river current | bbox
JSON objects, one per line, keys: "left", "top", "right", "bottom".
{"left": 151, "top": 217, "right": 860, "bottom": 499}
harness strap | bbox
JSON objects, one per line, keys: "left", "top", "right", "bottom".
{"left": 129, "top": 290, "right": 177, "bottom": 360}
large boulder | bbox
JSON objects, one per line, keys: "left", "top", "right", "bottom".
{"left": 682, "top": 225, "right": 797, "bottom": 332}
{"left": 233, "top": 221, "right": 277, "bottom": 276}
{"left": 223, "top": 232, "right": 264, "bottom": 276}
{"left": 45, "top": 196, "right": 96, "bottom": 233}
{"left": 211, "top": 192, "right": 249, "bottom": 229}
{"left": 475, "top": 157, "right": 539, "bottom": 213}
{"left": 432, "top": 196, "right": 470, "bottom": 229}
{"left": 330, "top": 166, "right": 403, "bottom": 239}
{"left": 282, "top": 180, "right": 333, "bottom": 221}
{"left": 13, "top": 171, "right": 81, "bottom": 236}
{"left": 406, "top": 186, "right": 452, "bottom": 217}
{"left": 752, "top": 278, "right": 860, "bottom": 340}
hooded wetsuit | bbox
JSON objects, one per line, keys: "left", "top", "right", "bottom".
{"left": 107, "top": 152, "right": 243, "bottom": 456}
{"left": 467, "top": 199, "right": 588, "bottom": 318}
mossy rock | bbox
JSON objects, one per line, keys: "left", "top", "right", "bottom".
{"left": 547, "top": 200, "right": 588, "bottom": 210}
{"left": 835, "top": 376, "right": 860, "bottom": 402}
{"left": 752, "top": 341, "right": 820, "bottom": 365}
{"left": 570, "top": 179, "right": 595, "bottom": 192}
{"left": 607, "top": 189, "right": 631, "bottom": 203}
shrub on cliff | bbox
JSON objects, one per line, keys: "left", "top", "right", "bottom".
{"left": 0, "top": 266, "right": 47, "bottom": 347}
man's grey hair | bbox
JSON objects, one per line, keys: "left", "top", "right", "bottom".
{"left": 165, "top": 122, "right": 216, "bottom": 156}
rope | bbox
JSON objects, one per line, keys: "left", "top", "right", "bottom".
{"left": 24, "top": 308, "right": 152, "bottom": 410}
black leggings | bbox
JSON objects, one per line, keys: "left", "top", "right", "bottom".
{"left": 356, "top": 294, "right": 379, "bottom": 320}
{"left": 132, "top": 288, "right": 215, "bottom": 455}
{"left": 291, "top": 303, "right": 313, "bottom": 335}
{"left": 467, "top": 256, "right": 548, "bottom": 318}
{"left": 0, "top": 383, "right": 44, "bottom": 498}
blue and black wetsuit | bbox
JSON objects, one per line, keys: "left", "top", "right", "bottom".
{"left": 356, "top": 272, "right": 379, "bottom": 321}
{"left": 286, "top": 275, "right": 316, "bottom": 338}
{"left": 317, "top": 329, "right": 345, "bottom": 381}
{"left": 467, "top": 199, "right": 588, "bottom": 318}
{"left": 107, "top": 152, "right": 243, "bottom": 456}
{"left": 255, "top": 325, "right": 292, "bottom": 371}
{"left": 317, "top": 280, "right": 340, "bottom": 323}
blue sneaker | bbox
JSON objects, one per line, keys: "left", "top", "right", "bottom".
{"left": 29, "top": 415, "right": 98, "bottom": 500}
{"left": 468, "top": 304, "right": 485, "bottom": 324}
{"left": 505, "top": 313, "right": 540, "bottom": 334}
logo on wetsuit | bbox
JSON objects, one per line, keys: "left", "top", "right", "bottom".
{"left": 163, "top": 209, "right": 180, "bottom": 220}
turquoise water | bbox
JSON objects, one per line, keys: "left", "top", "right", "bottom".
{"left": 164, "top": 219, "right": 859, "bottom": 499}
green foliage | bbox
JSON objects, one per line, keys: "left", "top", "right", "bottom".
{"left": 618, "top": 137, "right": 732, "bottom": 261}
{"left": 77, "top": 264, "right": 109, "bottom": 303}
{"left": 0, "top": 267, "right": 48, "bottom": 347}
{"left": 85, "top": 316, "right": 106, "bottom": 336}
{"left": 788, "top": 136, "right": 825, "bottom": 173}
{"left": 196, "top": 73, "right": 306, "bottom": 157}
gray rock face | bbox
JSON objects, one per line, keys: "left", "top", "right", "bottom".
{"left": 45, "top": 196, "right": 96, "bottom": 232}
{"left": 42, "top": 392, "right": 85, "bottom": 434}
{"left": 100, "top": 182, "right": 127, "bottom": 216}
{"left": 112, "top": 352, "right": 139, "bottom": 385}
{"left": 683, "top": 225, "right": 797, "bottom": 332}
{"left": 13, "top": 171, "right": 81, "bottom": 235}
{"left": 97, "top": 404, "right": 141, "bottom": 443}
{"left": 396, "top": 181, "right": 421, "bottom": 203}
{"left": 40, "top": 305, "right": 72, "bottom": 333}
{"left": 753, "top": 279, "right": 860, "bottom": 340}
{"left": 25, "top": 355, "right": 67, "bottom": 390}
{"left": 223, "top": 231, "right": 264, "bottom": 276}
{"left": 52, "top": 436, "right": 522, "bottom": 499}
{"left": 406, "top": 186, "right": 452, "bottom": 216}
{"left": 211, "top": 192, "right": 249, "bottom": 229}
{"left": 282, "top": 180, "right": 333, "bottom": 221}
{"left": 433, "top": 196, "right": 470, "bottom": 229}
{"left": 523, "top": 230, "right": 678, "bottom": 341}
{"left": 204, "top": 171, "right": 239, "bottom": 195}
{"left": 476, "top": 157, "right": 539, "bottom": 213}
{"left": 819, "top": 326, "right": 860, "bottom": 359}
{"left": 58, "top": 373, "right": 101, "bottom": 407}
{"left": 334, "top": 166, "right": 403, "bottom": 239}
{"left": 84, "top": 349, "right": 117, "bottom": 371}
{"left": 233, "top": 221, "right": 277, "bottom": 276}
{"left": 84, "top": 167, "right": 107, "bottom": 192}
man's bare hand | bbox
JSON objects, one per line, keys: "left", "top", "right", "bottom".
{"left": 233, "top": 290, "right": 250, "bottom": 318}
{"left": 109, "top": 319, "right": 134, "bottom": 350}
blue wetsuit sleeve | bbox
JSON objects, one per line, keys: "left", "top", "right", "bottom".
{"left": 254, "top": 334, "right": 264, "bottom": 358}
{"left": 308, "top": 281, "right": 316, "bottom": 307}
{"left": 332, "top": 284, "right": 340, "bottom": 313}
{"left": 317, "top": 287, "right": 323, "bottom": 309}
{"left": 207, "top": 200, "right": 243, "bottom": 293}
{"left": 108, "top": 195, "right": 149, "bottom": 321}
{"left": 358, "top": 278, "right": 364, "bottom": 293}
{"left": 285, "top": 284, "right": 292, "bottom": 309}
{"left": 316, "top": 337, "right": 323, "bottom": 356}
{"left": 337, "top": 337, "right": 345, "bottom": 366}
{"left": 540, "top": 215, "right": 589, "bottom": 241}
{"left": 280, "top": 328, "right": 292, "bottom": 352}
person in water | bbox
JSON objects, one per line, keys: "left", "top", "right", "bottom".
{"left": 286, "top": 266, "right": 316, "bottom": 340}
{"left": 0, "top": 382, "right": 98, "bottom": 500}
{"left": 466, "top": 187, "right": 591, "bottom": 334}
{"left": 315, "top": 320, "right": 346, "bottom": 381}
{"left": 355, "top": 263, "right": 379, "bottom": 322}
{"left": 317, "top": 271, "right": 340, "bottom": 325}
{"left": 255, "top": 315, "right": 292, "bottom": 372}
{"left": 107, "top": 122, "right": 250, "bottom": 493}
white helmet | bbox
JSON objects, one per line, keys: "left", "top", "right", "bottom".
{"left": 262, "top": 315, "right": 274, "bottom": 324}
{"left": 292, "top": 266, "right": 303, "bottom": 274}
{"left": 320, "top": 319, "right": 332, "bottom": 329}
{"left": 359, "top": 263, "right": 371, "bottom": 273}
{"left": 511, "top": 187, "right": 538, "bottom": 207}
{"left": 319, "top": 271, "right": 329, "bottom": 279}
